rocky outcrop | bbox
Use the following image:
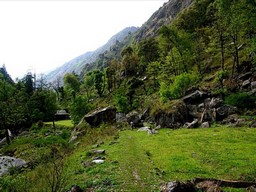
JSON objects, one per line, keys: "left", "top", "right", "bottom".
{"left": 153, "top": 100, "right": 188, "bottom": 128}
{"left": 135, "top": 0, "right": 193, "bottom": 41}
{"left": 84, "top": 106, "right": 116, "bottom": 127}
{"left": 126, "top": 111, "right": 143, "bottom": 128}
{"left": 0, "top": 156, "right": 26, "bottom": 176}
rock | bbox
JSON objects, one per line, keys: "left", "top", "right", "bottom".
{"left": 141, "top": 108, "right": 150, "bottom": 121}
{"left": 241, "top": 79, "right": 251, "bottom": 89}
{"left": 92, "top": 159, "right": 104, "bottom": 164}
{"left": 137, "top": 127, "right": 150, "bottom": 132}
{"left": 237, "top": 72, "right": 252, "bottom": 81}
{"left": 91, "top": 149, "right": 105, "bottom": 154}
{"left": 251, "top": 81, "right": 256, "bottom": 90}
{"left": 137, "top": 127, "right": 158, "bottom": 134}
{"left": 249, "top": 121, "right": 256, "bottom": 128}
{"left": 93, "top": 156, "right": 106, "bottom": 160}
{"left": 126, "top": 111, "right": 143, "bottom": 128}
{"left": 182, "top": 90, "right": 208, "bottom": 104}
{"left": 223, "top": 115, "right": 247, "bottom": 127}
{"left": 201, "top": 122, "right": 210, "bottom": 128}
{"left": 216, "top": 105, "right": 238, "bottom": 121}
{"left": 187, "top": 104, "right": 199, "bottom": 118}
{"left": 247, "top": 186, "right": 256, "bottom": 192}
{"left": 70, "top": 185, "right": 83, "bottom": 192}
{"left": 116, "top": 112, "right": 127, "bottom": 123}
{"left": 84, "top": 106, "right": 116, "bottom": 127}
{"left": 161, "top": 181, "right": 197, "bottom": 192}
{"left": 0, "top": 156, "right": 26, "bottom": 176}
{"left": 82, "top": 161, "right": 93, "bottom": 167}
{"left": 209, "top": 97, "right": 223, "bottom": 108}
{"left": 154, "top": 100, "right": 188, "bottom": 128}
{"left": 184, "top": 119, "right": 198, "bottom": 128}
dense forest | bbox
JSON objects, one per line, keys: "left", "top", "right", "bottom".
{"left": 0, "top": 0, "right": 256, "bottom": 191}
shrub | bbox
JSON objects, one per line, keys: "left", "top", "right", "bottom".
{"left": 114, "top": 88, "right": 130, "bottom": 113}
{"left": 160, "top": 73, "right": 198, "bottom": 101}
{"left": 225, "top": 92, "right": 256, "bottom": 109}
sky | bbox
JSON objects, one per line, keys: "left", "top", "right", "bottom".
{"left": 0, "top": 0, "right": 168, "bottom": 79}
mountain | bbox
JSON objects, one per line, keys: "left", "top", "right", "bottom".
{"left": 135, "top": 0, "right": 193, "bottom": 41}
{"left": 46, "top": 0, "right": 194, "bottom": 84}
{"left": 45, "top": 26, "right": 138, "bottom": 83}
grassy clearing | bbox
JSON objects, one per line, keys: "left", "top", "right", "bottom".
{"left": 45, "top": 120, "right": 74, "bottom": 127}
{"left": 93, "top": 126, "right": 256, "bottom": 191}
{"left": 1, "top": 124, "right": 256, "bottom": 191}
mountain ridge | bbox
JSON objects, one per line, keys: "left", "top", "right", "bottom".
{"left": 45, "top": 26, "right": 138, "bottom": 83}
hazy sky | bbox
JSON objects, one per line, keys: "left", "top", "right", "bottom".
{"left": 0, "top": 0, "right": 168, "bottom": 79}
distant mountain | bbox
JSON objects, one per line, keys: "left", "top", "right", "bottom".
{"left": 45, "top": 26, "right": 138, "bottom": 83}
{"left": 135, "top": 0, "right": 193, "bottom": 41}
{"left": 46, "top": 0, "right": 194, "bottom": 84}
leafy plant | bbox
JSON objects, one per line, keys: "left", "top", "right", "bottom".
{"left": 225, "top": 92, "right": 256, "bottom": 109}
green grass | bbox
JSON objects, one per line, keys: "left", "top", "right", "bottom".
{"left": 90, "top": 126, "right": 256, "bottom": 191}
{"left": 2, "top": 125, "right": 256, "bottom": 191}
{"left": 45, "top": 120, "right": 74, "bottom": 127}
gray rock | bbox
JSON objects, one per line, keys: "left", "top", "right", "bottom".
{"left": 154, "top": 100, "right": 188, "bottom": 128}
{"left": 216, "top": 105, "right": 238, "bottom": 121}
{"left": 251, "top": 81, "right": 256, "bottom": 90}
{"left": 116, "top": 112, "right": 127, "bottom": 123}
{"left": 0, "top": 156, "right": 26, "bottom": 176}
{"left": 126, "top": 111, "right": 143, "bottom": 128}
{"left": 182, "top": 90, "right": 208, "bottom": 104}
{"left": 91, "top": 149, "right": 105, "bottom": 154}
{"left": 241, "top": 79, "right": 251, "bottom": 89}
{"left": 92, "top": 159, "right": 104, "bottom": 164}
{"left": 201, "top": 122, "right": 210, "bottom": 128}
{"left": 161, "top": 181, "right": 197, "bottom": 192}
{"left": 209, "top": 97, "right": 223, "bottom": 108}
{"left": 184, "top": 119, "right": 198, "bottom": 128}
{"left": 237, "top": 72, "right": 252, "bottom": 81}
{"left": 84, "top": 106, "right": 116, "bottom": 127}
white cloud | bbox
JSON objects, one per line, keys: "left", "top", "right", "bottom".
{"left": 0, "top": 0, "right": 167, "bottom": 79}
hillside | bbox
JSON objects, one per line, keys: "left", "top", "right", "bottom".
{"left": 45, "top": 26, "right": 138, "bottom": 84}
{"left": 135, "top": 0, "right": 193, "bottom": 41}
{"left": 0, "top": 0, "right": 256, "bottom": 191}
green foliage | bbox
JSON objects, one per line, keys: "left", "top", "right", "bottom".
{"left": 214, "top": 70, "right": 228, "bottom": 88}
{"left": 225, "top": 92, "right": 256, "bottom": 109}
{"left": 114, "top": 87, "right": 130, "bottom": 113}
{"left": 93, "top": 70, "right": 105, "bottom": 97}
{"left": 69, "top": 95, "right": 93, "bottom": 125}
{"left": 160, "top": 73, "right": 198, "bottom": 101}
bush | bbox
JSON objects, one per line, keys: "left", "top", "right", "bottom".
{"left": 160, "top": 73, "right": 198, "bottom": 101}
{"left": 114, "top": 87, "right": 130, "bottom": 113}
{"left": 225, "top": 92, "right": 256, "bottom": 109}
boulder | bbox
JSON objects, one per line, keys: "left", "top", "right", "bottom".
{"left": 0, "top": 156, "right": 26, "bottom": 176}
{"left": 126, "top": 111, "right": 143, "bottom": 128}
{"left": 116, "top": 112, "right": 127, "bottom": 123}
{"left": 84, "top": 106, "right": 116, "bottom": 127}
{"left": 182, "top": 90, "right": 208, "bottom": 104}
{"left": 209, "top": 97, "right": 223, "bottom": 108}
{"left": 237, "top": 72, "right": 252, "bottom": 81}
{"left": 216, "top": 105, "right": 238, "bottom": 121}
{"left": 241, "top": 80, "right": 251, "bottom": 89}
{"left": 154, "top": 100, "right": 188, "bottom": 128}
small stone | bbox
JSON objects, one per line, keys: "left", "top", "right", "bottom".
{"left": 92, "top": 159, "right": 104, "bottom": 164}
{"left": 201, "top": 122, "right": 210, "bottom": 128}
{"left": 91, "top": 149, "right": 105, "bottom": 154}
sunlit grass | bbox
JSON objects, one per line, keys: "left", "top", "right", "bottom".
{"left": 45, "top": 120, "right": 74, "bottom": 127}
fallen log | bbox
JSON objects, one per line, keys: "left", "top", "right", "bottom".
{"left": 193, "top": 178, "right": 256, "bottom": 188}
